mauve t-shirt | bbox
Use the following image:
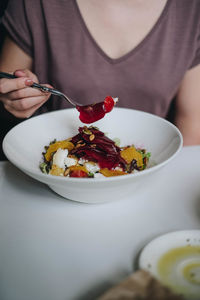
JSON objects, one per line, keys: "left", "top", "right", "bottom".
{"left": 1, "top": 0, "right": 200, "bottom": 117}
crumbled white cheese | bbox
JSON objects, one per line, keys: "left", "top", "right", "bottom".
{"left": 94, "top": 172, "right": 105, "bottom": 178}
{"left": 113, "top": 97, "right": 118, "bottom": 104}
{"left": 53, "top": 148, "right": 68, "bottom": 169}
{"left": 85, "top": 162, "right": 100, "bottom": 173}
{"left": 114, "top": 166, "right": 123, "bottom": 171}
{"left": 64, "top": 156, "right": 77, "bottom": 167}
{"left": 78, "top": 157, "right": 87, "bottom": 165}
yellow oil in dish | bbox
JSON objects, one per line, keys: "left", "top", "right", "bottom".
{"left": 157, "top": 246, "right": 200, "bottom": 299}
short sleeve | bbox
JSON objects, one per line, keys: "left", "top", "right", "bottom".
{"left": 189, "top": 27, "right": 200, "bottom": 69}
{"left": 1, "top": 0, "right": 33, "bottom": 57}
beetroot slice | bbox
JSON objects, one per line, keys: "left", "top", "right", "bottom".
{"left": 70, "top": 127, "right": 126, "bottom": 170}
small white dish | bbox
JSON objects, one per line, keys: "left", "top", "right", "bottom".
{"left": 3, "top": 108, "right": 182, "bottom": 203}
{"left": 139, "top": 230, "right": 200, "bottom": 300}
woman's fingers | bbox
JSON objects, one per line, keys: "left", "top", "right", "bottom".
{"left": 0, "top": 67, "right": 53, "bottom": 118}
{"left": 5, "top": 94, "right": 49, "bottom": 111}
{"left": 14, "top": 69, "right": 39, "bottom": 83}
{"left": 2, "top": 83, "right": 52, "bottom": 118}
{"left": 0, "top": 77, "right": 33, "bottom": 94}
{"left": 4, "top": 98, "right": 48, "bottom": 119}
{"left": 5, "top": 86, "right": 49, "bottom": 100}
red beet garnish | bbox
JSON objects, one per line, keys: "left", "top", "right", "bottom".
{"left": 70, "top": 126, "right": 126, "bottom": 170}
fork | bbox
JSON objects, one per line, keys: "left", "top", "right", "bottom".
{"left": 0, "top": 71, "right": 82, "bottom": 106}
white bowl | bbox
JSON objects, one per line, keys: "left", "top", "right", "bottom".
{"left": 139, "top": 230, "right": 200, "bottom": 299}
{"left": 3, "top": 108, "right": 182, "bottom": 203}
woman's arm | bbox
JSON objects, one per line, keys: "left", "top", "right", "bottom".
{"left": 175, "top": 64, "right": 200, "bottom": 145}
{"left": 0, "top": 35, "right": 32, "bottom": 71}
{"left": 0, "top": 35, "right": 51, "bottom": 118}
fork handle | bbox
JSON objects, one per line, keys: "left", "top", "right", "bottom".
{"left": 0, "top": 72, "right": 17, "bottom": 80}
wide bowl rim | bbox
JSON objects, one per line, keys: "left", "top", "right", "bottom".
{"left": 2, "top": 107, "right": 183, "bottom": 184}
{"left": 138, "top": 229, "right": 200, "bottom": 267}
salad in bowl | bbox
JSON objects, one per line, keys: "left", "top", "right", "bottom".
{"left": 3, "top": 107, "right": 182, "bottom": 203}
{"left": 40, "top": 126, "right": 151, "bottom": 178}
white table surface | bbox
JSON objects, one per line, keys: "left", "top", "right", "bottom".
{"left": 0, "top": 146, "right": 200, "bottom": 300}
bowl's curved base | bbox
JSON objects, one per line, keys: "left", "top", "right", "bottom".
{"left": 48, "top": 181, "right": 141, "bottom": 204}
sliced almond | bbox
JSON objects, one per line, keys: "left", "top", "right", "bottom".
{"left": 91, "top": 144, "right": 96, "bottom": 148}
{"left": 89, "top": 134, "right": 95, "bottom": 141}
{"left": 83, "top": 127, "right": 92, "bottom": 135}
{"left": 76, "top": 143, "right": 86, "bottom": 148}
{"left": 64, "top": 168, "right": 70, "bottom": 177}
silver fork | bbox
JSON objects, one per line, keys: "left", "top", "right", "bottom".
{"left": 0, "top": 71, "right": 82, "bottom": 106}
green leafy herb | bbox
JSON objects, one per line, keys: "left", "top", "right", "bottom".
{"left": 88, "top": 172, "right": 94, "bottom": 178}
{"left": 138, "top": 149, "right": 151, "bottom": 160}
{"left": 39, "top": 162, "right": 49, "bottom": 174}
{"left": 113, "top": 138, "right": 121, "bottom": 147}
{"left": 145, "top": 152, "right": 151, "bottom": 159}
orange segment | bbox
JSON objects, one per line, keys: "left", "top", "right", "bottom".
{"left": 100, "top": 168, "right": 127, "bottom": 177}
{"left": 45, "top": 140, "right": 74, "bottom": 161}
{"left": 120, "top": 146, "right": 143, "bottom": 167}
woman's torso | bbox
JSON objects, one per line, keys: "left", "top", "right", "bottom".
{"left": 2, "top": 0, "right": 200, "bottom": 117}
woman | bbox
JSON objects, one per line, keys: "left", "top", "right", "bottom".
{"left": 0, "top": 0, "right": 200, "bottom": 156}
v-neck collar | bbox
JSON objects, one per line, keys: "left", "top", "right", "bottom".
{"left": 73, "top": 0, "right": 171, "bottom": 65}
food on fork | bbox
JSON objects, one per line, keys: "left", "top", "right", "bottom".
{"left": 39, "top": 126, "right": 151, "bottom": 178}
{"left": 76, "top": 96, "right": 118, "bottom": 123}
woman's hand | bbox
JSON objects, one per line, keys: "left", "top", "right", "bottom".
{"left": 0, "top": 69, "right": 52, "bottom": 118}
